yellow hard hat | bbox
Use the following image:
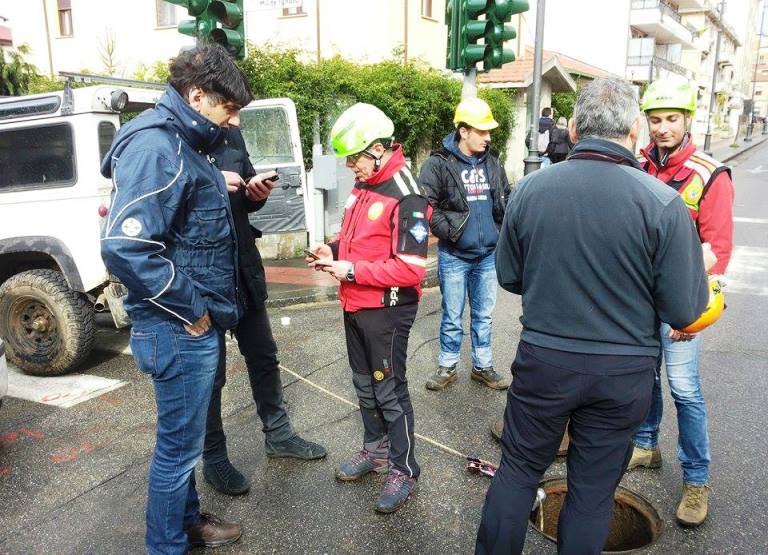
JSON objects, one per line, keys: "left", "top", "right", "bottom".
{"left": 680, "top": 277, "right": 725, "bottom": 333}
{"left": 453, "top": 97, "right": 499, "bottom": 131}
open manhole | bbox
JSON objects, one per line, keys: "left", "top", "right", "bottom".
{"left": 529, "top": 478, "right": 663, "bottom": 553}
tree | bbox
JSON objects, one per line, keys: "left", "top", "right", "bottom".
{"left": 0, "top": 44, "right": 40, "bottom": 96}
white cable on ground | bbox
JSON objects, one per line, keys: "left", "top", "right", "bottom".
{"left": 279, "top": 364, "right": 468, "bottom": 460}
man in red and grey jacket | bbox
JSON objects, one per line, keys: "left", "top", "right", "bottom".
{"left": 629, "top": 78, "right": 735, "bottom": 527}
{"left": 308, "top": 103, "right": 430, "bottom": 514}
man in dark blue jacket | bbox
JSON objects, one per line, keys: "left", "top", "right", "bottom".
{"left": 100, "top": 44, "right": 252, "bottom": 555}
{"left": 476, "top": 78, "right": 710, "bottom": 555}
{"left": 419, "top": 97, "right": 510, "bottom": 393}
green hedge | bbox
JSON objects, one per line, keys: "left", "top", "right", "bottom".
{"left": 239, "top": 45, "right": 515, "bottom": 170}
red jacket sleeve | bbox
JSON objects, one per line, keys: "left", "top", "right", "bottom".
{"left": 354, "top": 195, "right": 430, "bottom": 288}
{"left": 698, "top": 170, "right": 734, "bottom": 275}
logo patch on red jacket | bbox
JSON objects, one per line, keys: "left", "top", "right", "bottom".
{"left": 409, "top": 221, "right": 428, "bottom": 243}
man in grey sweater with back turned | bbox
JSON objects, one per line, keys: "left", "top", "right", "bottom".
{"left": 476, "top": 78, "right": 709, "bottom": 555}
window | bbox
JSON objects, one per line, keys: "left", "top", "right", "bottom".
{"left": 0, "top": 123, "right": 76, "bottom": 191}
{"left": 421, "top": 0, "right": 433, "bottom": 18}
{"left": 98, "top": 122, "right": 117, "bottom": 163}
{"left": 627, "top": 37, "right": 655, "bottom": 65}
{"left": 156, "top": 0, "right": 178, "bottom": 27}
{"left": 282, "top": 3, "right": 305, "bottom": 16}
{"left": 58, "top": 0, "right": 73, "bottom": 37}
{"left": 240, "top": 108, "right": 296, "bottom": 166}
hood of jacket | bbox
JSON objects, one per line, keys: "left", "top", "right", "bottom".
{"left": 442, "top": 132, "right": 488, "bottom": 165}
{"left": 101, "top": 85, "right": 226, "bottom": 178}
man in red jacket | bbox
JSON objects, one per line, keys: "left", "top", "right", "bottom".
{"left": 307, "top": 103, "right": 430, "bottom": 514}
{"left": 630, "top": 78, "right": 734, "bottom": 526}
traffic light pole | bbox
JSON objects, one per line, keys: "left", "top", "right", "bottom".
{"left": 462, "top": 68, "right": 478, "bottom": 98}
{"left": 523, "top": 0, "right": 545, "bottom": 175}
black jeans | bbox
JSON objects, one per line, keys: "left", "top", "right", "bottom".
{"left": 204, "top": 303, "right": 294, "bottom": 465}
{"left": 344, "top": 303, "right": 420, "bottom": 478}
{"left": 476, "top": 341, "right": 655, "bottom": 555}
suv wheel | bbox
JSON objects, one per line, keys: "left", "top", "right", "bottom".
{"left": 0, "top": 270, "right": 95, "bottom": 376}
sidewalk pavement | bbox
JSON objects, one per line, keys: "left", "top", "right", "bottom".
{"left": 264, "top": 132, "right": 768, "bottom": 308}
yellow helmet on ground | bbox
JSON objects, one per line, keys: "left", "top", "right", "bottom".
{"left": 680, "top": 277, "right": 725, "bottom": 333}
{"left": 453, "top": 97, "right": 499, "bottom": 130}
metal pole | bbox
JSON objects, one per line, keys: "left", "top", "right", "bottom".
{"left": 462, "top": 68, "right": 478, "bottom": 98}
{"left": 404, "top": 0, "right": 409, "bottom": 65}
{"left": 316, "top": 0, "right": 321, "bottom": 64}
{"left": 703, "top": 0, "right": 726, "bottom": 156}
{"left": 746, "top": 1, "right": 767, "bottom": 142}
{"left": 523, "top": 0, "right": 546, "bottom": 175}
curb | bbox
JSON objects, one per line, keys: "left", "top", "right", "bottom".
{"left": 721, "top": 134, "right": 768, "bottom": 163}
{"left": 265, "top": 266, "right": 439, "bottom": 309}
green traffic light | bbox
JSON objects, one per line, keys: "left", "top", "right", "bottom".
{"left": 209, "top": 0, "right": 243, "bottom": 27}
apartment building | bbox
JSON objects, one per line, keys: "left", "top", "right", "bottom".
{"left": 2, "top": 0, "right": 447, "bottom": 78}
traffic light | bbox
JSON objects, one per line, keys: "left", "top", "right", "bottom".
{"left": 445, "top": 0, "right": 529, "bottom": 72}
{"left": 209, "top": 1, "right": 245, "bottom": 60}
{"left": 162, "top": 0, "right": 245, "bottom": 60}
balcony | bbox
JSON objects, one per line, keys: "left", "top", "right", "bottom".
{"left": 630, "top": 0, "right": 696, "bottom": 49}
{"left": 626, "top": 55, "right": 695, "bottom": 83}
{"left": 676, "top": 0, "right": 707, "bottom": 10}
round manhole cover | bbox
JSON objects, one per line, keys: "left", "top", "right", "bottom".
{"left": 529, "top": 478, "right": 663, "bottom": 553}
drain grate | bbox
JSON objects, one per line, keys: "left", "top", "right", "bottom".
{"left": 529, "top": 478, "right": 663, "bottom": 553}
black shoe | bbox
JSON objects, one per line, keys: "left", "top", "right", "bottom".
{"left": 265, "top": 434, "right": 328, "bottom": 460}
{"left": 202, "top": 460, "right": 250, "bottom": 496}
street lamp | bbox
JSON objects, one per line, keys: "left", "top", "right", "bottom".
{"left": 746, "top": 1, "right": 767, "bottom": 142}
{"left": 704, "top": 0, "right": 726, "bottom": 156}
{"left": 523, "top": 0, "right": 546, "bottom": 175}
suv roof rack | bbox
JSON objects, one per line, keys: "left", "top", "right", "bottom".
{"left": 59, "top": 72, "right": 166, "bottom": 91}
{"left": 59, "top": 71, "right": 166, "bottom": 115}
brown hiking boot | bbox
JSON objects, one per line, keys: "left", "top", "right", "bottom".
{"left": 676, "top": 484, "right": 710, "bottom": 527}
{"left": 185, "top": 512, "right": 242, "bottom": 548}
{"left": 470, "top": 366, "right": 509, "bottom": 390}
{"left": 626, "top": 446, "right": 662, "bottom": 470}
{"left": 425, "top": 365, "right": 457, "bottom": 391}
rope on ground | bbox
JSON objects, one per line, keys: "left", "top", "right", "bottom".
{"left": 279, "top": 364, "right": 468, "bottom": 460}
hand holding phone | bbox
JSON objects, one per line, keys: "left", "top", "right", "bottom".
{"left": 303, "top": 249, "right": 319, "bottom": 261}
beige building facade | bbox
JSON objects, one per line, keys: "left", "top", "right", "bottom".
{"left": 3, "top": 0, "right": 449, "bottom": 78}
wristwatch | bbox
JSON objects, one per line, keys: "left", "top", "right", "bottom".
{"left": 345, "top": 263, "right": 355, "bottom": 282}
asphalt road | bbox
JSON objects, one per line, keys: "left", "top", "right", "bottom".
{"left": 1, "top": 142, "right": 767, "bottom": 554}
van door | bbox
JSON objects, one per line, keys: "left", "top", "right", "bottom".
{"left": 239, "top": 98, "right": 308, "bottom": 233}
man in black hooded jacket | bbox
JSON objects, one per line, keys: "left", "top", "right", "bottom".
{"left": 203, "top": 125, "right": 327, "bottom": 495}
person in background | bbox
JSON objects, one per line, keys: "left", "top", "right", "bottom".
{"left": 419, "top": 97, "right": 510, "bottom": 393}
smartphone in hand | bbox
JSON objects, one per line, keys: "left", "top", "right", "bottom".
{"left": 303, "top": 249, "right": 319, "bottom": 260}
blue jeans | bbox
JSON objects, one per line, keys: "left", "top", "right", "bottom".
{"left": 437, "top": 249, "right": 497, "bottom": 369}
{"left": 130, "top": 319, "right": 220, "bottom": 555}
{"left": 633, "top": 323, "right": 710, "bottom": 486}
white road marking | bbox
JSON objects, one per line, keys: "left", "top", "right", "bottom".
{"left": 733, "top": 217, "right": 768, "bottom": 224}
{"left": 7, "top": 365, "right": 127, "bottom": 408}
{"left": 725, "top": 245, "right": 768, "bottom": 296}
{"left": 746, "top": 165, "right": 768, "bottom": 174}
